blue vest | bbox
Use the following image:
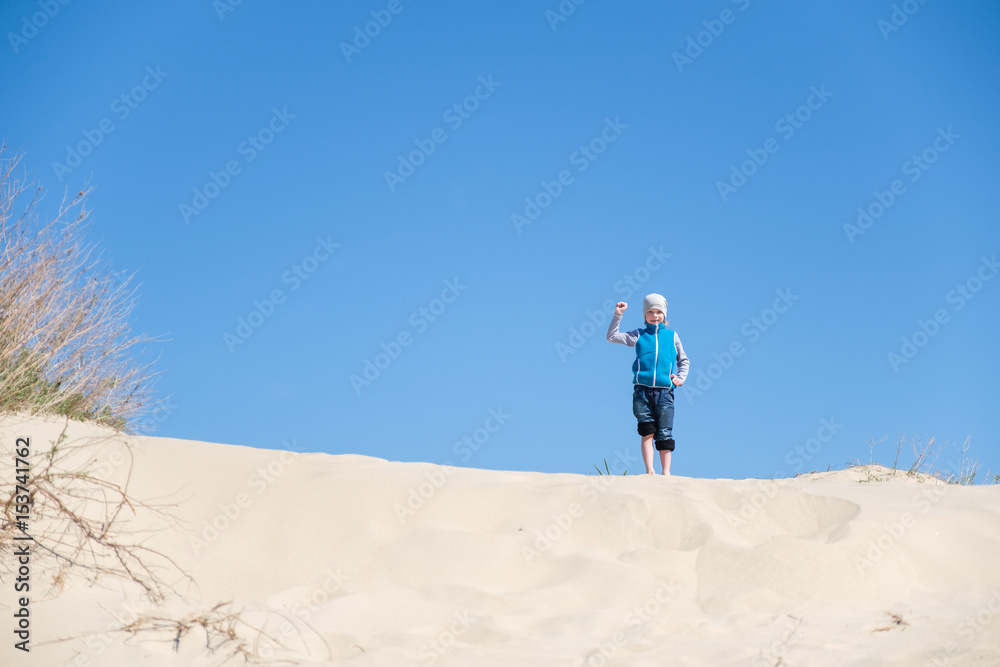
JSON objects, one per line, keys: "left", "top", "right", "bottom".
{"left": 632, "top": 323, "right": 675, "bottom": 388}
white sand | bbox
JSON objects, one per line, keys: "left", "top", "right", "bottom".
{"left": 2, "top": 414, "right": 1000, "bottom": 666}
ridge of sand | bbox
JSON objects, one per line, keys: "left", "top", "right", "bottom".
{"left": 2, "top": 415, "right": 999, "bottom": 666}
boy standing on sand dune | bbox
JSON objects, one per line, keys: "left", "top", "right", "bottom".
{"left": 606, "top": 293, "right": 690, "bottom": 475}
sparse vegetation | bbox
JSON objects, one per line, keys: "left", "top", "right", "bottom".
{"left": 1, "top": 420, "right": 186, "bottom": 602}
{"left": 1, "top": 151, "right": 276, "bottom": 664}
{"left": 0, "top": 148, "right": 158, "bottom": 430}
{"left": 849, "top": 433, "right": 987, "bottom": 485}
{"left": 110, "top": 602, "right": 307, "bottom": 666}
{"left": 592, "top": 457, "right": 628, "bottom": 475}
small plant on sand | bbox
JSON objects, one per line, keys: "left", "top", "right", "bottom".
{"left": 592, "top": 458, "right": 628, "bottom": 475}
{"left": 939, "top": 435, "right": 979, "bottom": 485}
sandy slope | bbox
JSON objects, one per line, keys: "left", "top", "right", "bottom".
{"left": 2, "top": 414, "right": 999, "bottom": 667}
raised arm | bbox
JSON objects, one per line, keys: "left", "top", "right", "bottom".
{"left": 607, "top": 302, "right": 638, "bottom": 346}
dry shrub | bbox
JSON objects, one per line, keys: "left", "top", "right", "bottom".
{"left": 0, "top": 147, "right": 158, "bottom": 429}
{"left": 1, "top": 419, "right": 188, "bottom": 603}
{"left": 0, "top": 150, "right": 297, "bottom": 664}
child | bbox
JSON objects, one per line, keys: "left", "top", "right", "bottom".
{"left": 606, "top": 293, "right": 689, "bottom": 475}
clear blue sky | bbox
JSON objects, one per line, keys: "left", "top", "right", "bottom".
{"left": 3, "top": 1, "right": 998, "bottom": 481}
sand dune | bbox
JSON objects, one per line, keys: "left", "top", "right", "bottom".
{"left": 2, "top": 414, "right": 1000, "bottom": 666}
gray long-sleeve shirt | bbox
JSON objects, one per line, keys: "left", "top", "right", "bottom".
{"left": 606, "top": 312, "right": 690, "bottom": 384}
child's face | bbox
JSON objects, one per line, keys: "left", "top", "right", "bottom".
{"left": 645, "top": 309, "right": 664, "bottom": 324}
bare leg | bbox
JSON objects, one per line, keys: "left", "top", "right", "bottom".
{"left": 660, "top": 449, "right": 672, "bottom": 476}
{"left": 641, "top": 434, "right": 655, "bottom": 474}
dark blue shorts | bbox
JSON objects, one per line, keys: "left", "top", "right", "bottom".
{"left": 632, "top": 384, "right": 675, "bottom": 450}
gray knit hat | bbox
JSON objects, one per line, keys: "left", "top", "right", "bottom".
{"left": 642, "top": 293, "right": 667, "bottom": 317}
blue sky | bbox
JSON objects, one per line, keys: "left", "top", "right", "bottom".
{"left": 3, "top": 0, "right": 998, "bottom": 481}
